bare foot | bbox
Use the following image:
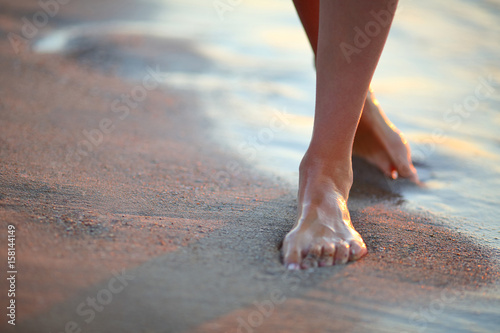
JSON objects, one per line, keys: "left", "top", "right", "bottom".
{"left": 282, "top": 156, "right": 367, "bottom": 270}
{"left": 282, "top": 90, "right": 416, "bottom": 270}
{"left": 353, "top": 90, "right": 419, "bottom": 182}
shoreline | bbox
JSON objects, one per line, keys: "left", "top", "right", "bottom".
{"left": 1, "top": 1, "right": 499, "bottom": 332}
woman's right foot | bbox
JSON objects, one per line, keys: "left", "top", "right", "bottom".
{"left": 353, "top": 90, "right": 419, "bottom": 182}
{"left": 282, "top": 155, "right": 367, "bottom": 270}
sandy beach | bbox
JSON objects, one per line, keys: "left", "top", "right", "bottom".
{"left": 1, "top": 1, "right": 499, "bottom": 332}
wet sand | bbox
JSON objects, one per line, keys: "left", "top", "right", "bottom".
{"left": 1, "top": 1, "right": 499, "bottom": 332}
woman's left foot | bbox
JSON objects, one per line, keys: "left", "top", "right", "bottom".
{"left": 353, "top": 90, "right": 419, "bottom": 182}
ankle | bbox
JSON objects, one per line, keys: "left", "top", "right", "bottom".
{"left": 299, "top": 151, "right": 353, "bottom": 197}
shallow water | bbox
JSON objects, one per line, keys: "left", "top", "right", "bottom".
{"left": 34, "top": 0, "right": 500, "bottom": 251}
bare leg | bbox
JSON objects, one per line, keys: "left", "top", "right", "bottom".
{"left": 283, "top": 0, "right": 400, "bottom": 269}
{"left": 293, "top": 0, "right": 418, "bottom": 181}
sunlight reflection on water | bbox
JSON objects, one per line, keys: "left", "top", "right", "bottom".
{"left": 33, "top": 0, "right": 500, "bottom": 249}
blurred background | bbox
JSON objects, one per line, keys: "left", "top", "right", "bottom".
{"left": 8, "top": 0, "right": 500, "bottom": 249}
{"left": 1, "top": 1, "right": 500, "bottom": 331}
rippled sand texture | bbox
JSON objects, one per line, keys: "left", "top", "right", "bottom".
{"left": 0, "top": 0, "right": 499, "bottom": 332}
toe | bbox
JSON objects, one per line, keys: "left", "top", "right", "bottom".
{"left": 391, "top": 150, "right": 419, "bottom": 182}
{"left": 334, "top": 241, "right": 350, "bottom": 265}
{"left": 370, "top": 151, "right": 395, "bottom": 179}
{"left": 398, "top": 161, "right": 418, "bottom": 183}
{"left": 318, "top": 243, "right": 335, "bottom": 267}
{"left": 397, "top": 163, "right": 419, "bottom": 183}
{"left": 395, "top": 158, "right": 417, "bottom": 179}
{"left": 283, "top": 240, "right": 302, "bottom": 269}
{"left": 301, "top": 244, "right": 322, "bottom": 269}
{"left": 349, "top": 240, "right": 367, "bottom": 261}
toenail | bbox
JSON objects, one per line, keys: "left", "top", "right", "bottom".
{"left": 287, "top": 263, "right": 300, "bottom": 270}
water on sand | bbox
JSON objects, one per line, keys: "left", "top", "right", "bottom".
{"left": 34, "top": 0, "right": 500, "bottom": 249}
{"left": 20, "top": 0, "right": 500, "bottom": 331}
